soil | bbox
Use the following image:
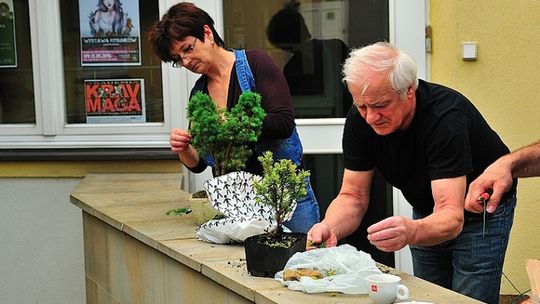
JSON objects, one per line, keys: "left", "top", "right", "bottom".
{"left": 252, "top": 232, "right": 304, "bottom": 249}
{"left": 192, "top": 190, "right": 208, "bottom": 198}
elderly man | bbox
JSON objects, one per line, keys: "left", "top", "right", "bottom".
{"left": 307, "top": 42, "right": 517, "bottom": 304}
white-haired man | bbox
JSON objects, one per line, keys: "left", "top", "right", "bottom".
{"left": 307, "top": 42, "right": 516, "bottom": 304}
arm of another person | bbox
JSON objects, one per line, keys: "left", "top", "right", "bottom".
{"left": 367, "top": 176, "right": 466, "bottom": 252}
{"left": 249, "top": 50, "right": 295, "bottom": 139}
{"left": 465, "top": 140, "right": 540, "bottom": 213}
{"left": 307, "top": 169, "right": 373, "bottom": 248}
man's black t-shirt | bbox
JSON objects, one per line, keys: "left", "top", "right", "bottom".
{"left": 343, "top": 79, "right": 517, "bottom": 216}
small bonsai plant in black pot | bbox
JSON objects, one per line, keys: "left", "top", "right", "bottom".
{"left": 244, "top": 151, "right": 310, "bottom": 277}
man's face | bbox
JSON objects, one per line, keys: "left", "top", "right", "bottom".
{"left": 348, "top": 73, "right": 415, "bottom": 136}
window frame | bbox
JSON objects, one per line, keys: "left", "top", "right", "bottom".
{"left": 0, "top": 0, "right": 194, "bottom": 149}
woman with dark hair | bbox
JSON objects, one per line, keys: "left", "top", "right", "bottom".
{"left": 148, "top": 2, "right": 320, "bottom": 233}
{"left": 91, "top": 0, "right": 128, "bottom": 37}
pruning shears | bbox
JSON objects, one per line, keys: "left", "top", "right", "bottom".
{"left": 477, "top": 189, "right": 493, "bottom": 237}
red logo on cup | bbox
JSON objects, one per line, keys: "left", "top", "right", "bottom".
{"left": 371, "top": 285, "right": 378, "bottom": 292}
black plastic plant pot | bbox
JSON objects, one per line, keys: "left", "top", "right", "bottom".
{"left": 244, "top": 232, "right": 307, "bottom": 277}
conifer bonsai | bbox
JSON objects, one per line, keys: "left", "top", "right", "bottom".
{"left": 253, "top": 151, "right": 310, "bottom": 239}
{"left": 187, "top": 91, "right": 266, "bottom": 176}
{"left": 183, "top": 91, "right": 265, "bottom": 224}
{"left": 245, "top": 151, "right": 311, "bottom": 277}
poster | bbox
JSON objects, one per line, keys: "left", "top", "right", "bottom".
{"left": 85, "top": 79, "right": 146, "bottom": 123}
{"left": 79, "top": 0, "right": 141, "bottom": 66}
{"left": 0, "top": 0, "right": 17, "bottom": 68}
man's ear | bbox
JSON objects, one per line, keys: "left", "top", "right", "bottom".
{"left": 407, "top": 85, "right": 415, "bottom": 98}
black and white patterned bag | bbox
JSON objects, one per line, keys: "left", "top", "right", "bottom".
{"left": 195, "top": 171, "right": 276, "bottom": 244}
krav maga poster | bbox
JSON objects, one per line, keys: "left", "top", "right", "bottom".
{"left": 85, "top": 78, "right": 146, "bottom": 123}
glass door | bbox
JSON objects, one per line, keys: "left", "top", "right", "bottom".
{"left": 188, "top": 0, "right": 427, "bottom": 272}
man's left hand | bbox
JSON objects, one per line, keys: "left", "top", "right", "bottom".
{"left": 367, "top": 216, "right": 416, "bottom": 252}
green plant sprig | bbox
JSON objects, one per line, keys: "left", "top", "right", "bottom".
{"left": 253, "top": 151, "right": 310, "bottom": 236}
{"left": 166, "top": 207, "right": 192, "bottom": 216}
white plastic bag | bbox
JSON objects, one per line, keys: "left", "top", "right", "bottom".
{"left": 275, "top": 244, "right": 382, "bottom": 294}
{"left": 195, "top": 171, "right": 277, "bottom": 243}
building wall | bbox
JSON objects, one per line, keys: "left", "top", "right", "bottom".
{"left": 430, "top": 0, "right": 540, "bottom": 294}
{"left": 0, "top": 161, "right": 180, "bottom": 304}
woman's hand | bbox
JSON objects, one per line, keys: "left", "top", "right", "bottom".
{"left": 170, "top": 128, "right": 192, "bottom": 153}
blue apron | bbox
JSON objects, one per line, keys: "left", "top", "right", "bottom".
{"left": 233, "top": 49, "right": 303, "bottom": 165}
{"left": 233, "top": 49, "right": 320, "bottom": 233}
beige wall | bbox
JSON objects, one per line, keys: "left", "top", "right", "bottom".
{"left": 0, "top": 160, "right": 181, "bottom": 177}
{"left": 0, "top": 160, "right": 182, "bottom": 304}
{"left": 431, "top": 0, "right": 540, "bottom": 294}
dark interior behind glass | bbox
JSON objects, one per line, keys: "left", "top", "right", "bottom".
{"left": 0, "top": 0, "right": 35, "bottom": 124}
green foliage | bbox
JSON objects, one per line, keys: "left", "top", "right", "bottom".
{"left": 187, "top": 91, "right": 266, "bottom": 176}
{"left": 253, "top": 151, "right": 310, "bottom": 235}
{"left": 166, "top": 207, "right": 192, "bottom": 216}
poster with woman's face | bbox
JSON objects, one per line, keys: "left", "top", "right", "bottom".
{"left": 78, "top": 0, "right": 141, "bottom": 66}
{"left": 0, "top": 0, "right": 17, "bottom": 68}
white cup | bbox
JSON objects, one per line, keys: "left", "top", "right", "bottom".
{"left": 366, "top": 274, "right": 409, "bottom": 304}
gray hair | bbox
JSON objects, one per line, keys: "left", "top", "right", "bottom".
{"left": 342, "top": 42, "right": 418, "bottom": 99}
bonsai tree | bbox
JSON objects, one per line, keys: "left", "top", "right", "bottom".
{"left": 244, "top": 151, "right": 311, "bottom": 277}
{"left": 253, "top": 151, "right": 310, "bottom": 238}
{"left": 187, "top": 91, "right": 266, "bottom": 176}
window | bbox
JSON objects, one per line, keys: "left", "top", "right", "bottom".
{"left": 0, "top": 0, "right": 35, "bottom": 124}
{"left": 223, "top": 0, "right": 388, "bottom": 118}
{"left": 0, "top": 1, "right": 188, "bottom": 151}
{"left": 60, "top": 0, "right": 163, "bottom": 124}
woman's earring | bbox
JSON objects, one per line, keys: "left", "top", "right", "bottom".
{"left": 210, "top": 39, "right": 214, "bottom": 45}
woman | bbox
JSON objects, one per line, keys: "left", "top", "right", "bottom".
{"left": 148, "top": 2, "right": 319, "bottom": 233}
{"left": 91, "top": 0, "right": 128, "bottom": 37}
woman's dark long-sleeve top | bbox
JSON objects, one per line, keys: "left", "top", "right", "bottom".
{"left": 188, "top": 49, "right": 296, "bottom": 175}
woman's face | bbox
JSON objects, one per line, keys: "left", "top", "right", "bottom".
{"left": 170, "top": 31, "right": 218, "bottom": 75}
{"left": 170, "top": 37, "right": 204, "bottom": 73}
{"left": 103, "top": 0, "right": 115, "bottom": 11}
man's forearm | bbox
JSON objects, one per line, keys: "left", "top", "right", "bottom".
{"left": 322, "top": 194, "right": 367, "bottom": 241}
{"left": 409, "top": 207, "right": 464, "bottom": 246}
{"left": 510, "top": 140, "right": 540, "bottom": 178}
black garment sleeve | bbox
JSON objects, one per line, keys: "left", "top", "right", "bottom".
{"left": 246, "top": 49, "right": 295, "bottom": 139}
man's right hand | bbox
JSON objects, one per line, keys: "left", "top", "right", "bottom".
{"left": 306, "top": 222, "right": 338, "bottom": 250}
{"left": 465, "top": 157, "right": 513, "bottom": 214}
{"left": 170, "top": 128, "right": 192, "bottom": 153}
